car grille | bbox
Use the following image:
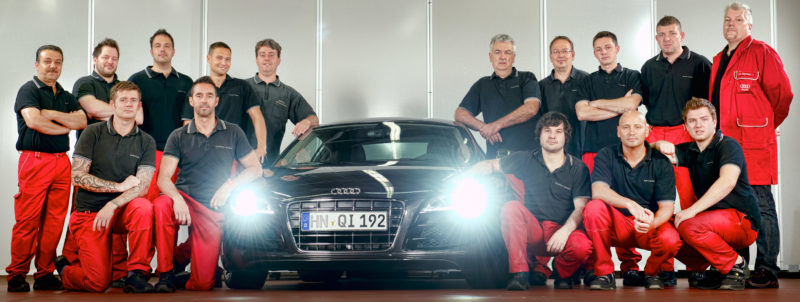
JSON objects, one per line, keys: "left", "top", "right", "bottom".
{"left": 287, "top": 199, "right": 404, "bottom": 252}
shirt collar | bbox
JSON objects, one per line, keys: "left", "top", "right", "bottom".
{"left": 688, "top": 129, "right": 724, "bottom": 153}
{"left": 614, "top": 142, "right": 654, "bottom": 163}
{"left": 598, "top": 63, "right": 623, "bottom": 74}
{"left": 105, "top": 116, "right": 140, "bottom": 136}
{"left": 31, "top": 76, "right": 64, "bottom": 92}
{"left": 548, "top": 66, "right": 579, "bottom": 82}
{"left": 490, "top": 67, "right": 518, "bottom": 80}
{"left": 186, "top": 118, "right": 227, "bottom": 135}
{"left": 91, "top": 70, "right": 119, "bottom": 83}
{"left": 144, "top": 65, "right": 180, "bottom": 79}
{"left": 253, "top": 73, "right": 282, "bottom": 87}
{"left": 655, "top": 46, "right": 692, "bottom": 62}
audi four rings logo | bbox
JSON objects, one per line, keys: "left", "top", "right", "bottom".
{"left": 330, "top": 188, "right": 361, "bottom": 195}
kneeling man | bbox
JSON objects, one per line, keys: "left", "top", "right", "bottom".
{"left": 469, "top": 112, "right": 593, "bottom": 290}
{"left": 59, "top": 81, "right": 156, "bottom": 293}
{"left": 583, "top": 111, "right": 681, "bottom": 290}
{"left": 152, "top": 77, "right": 262, "bottom": 291}
{"left": 653, "top": 98, "right": 760, "bottom": 290}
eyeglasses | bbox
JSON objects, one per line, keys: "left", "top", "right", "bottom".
{"left": 550, "top": 49, "right": 573, "bottom": 55}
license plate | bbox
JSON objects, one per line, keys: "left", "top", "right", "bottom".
{"left": 301, "top": 211, "right": 388, "bottom": 231}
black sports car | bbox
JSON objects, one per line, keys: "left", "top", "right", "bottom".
{"left": 222, "top": 119, "right": 509, "bottom": 289}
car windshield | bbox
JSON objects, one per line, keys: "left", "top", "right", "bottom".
{"left": 275, "top": 122, "right": 478, "bottom": 168}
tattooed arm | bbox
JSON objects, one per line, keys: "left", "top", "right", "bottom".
{"left": 71, "top": 156, "right": 140, "bottom": 193}
{"left": 93, "top": 165, "right": 155, "bottom": 231}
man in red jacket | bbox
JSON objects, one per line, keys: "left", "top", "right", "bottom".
{"left": 709, "top": 2, "right": 793, "bottom": 288}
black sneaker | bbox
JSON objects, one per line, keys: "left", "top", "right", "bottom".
{"left": 622, "top": 270, "right": 644, "bottom": 287}
{"left": 124, "top": 270, "right": 154, "bottom": 293}
{"left": 746, "top": 267, "right": 779, "bottom": 288}
{"left": 582, "top": 269, "right": 596, "bottom": 285}
{"left": 688, "top": 271, "right": 705, "bottom": 288}
{"left": 719, "top": 260, "right": 749, "bottom": 290}
{"left": 7, "top": 275, "right": 30, "bottom": 292}
{"left": 154, "top": 271, "right": 176, "bottom": 293}
{"left": 658, "top": 271, "right": 677, "bottom": 287}
{"left": 644, "top": 275, "right": 664, "bottom": 289}
{"left": 33, "top": 273, "right": 63, "bottom": 290}
{"left": 589, "top": 274, "right": 616, "bottom": 290}
{"left": 55, "top": 255, "right": 70, "bottom": 276}
{"left": 506, "top": 272, "right": 531, "bottom": 291}
{"left": 175, "top": 271, "right": 191, "bottom": 290}
{"left": 570, "top": 266, "right": 585, "bottom": 285}
{"left": 110, "top": 277, "right": 126, "bottom": 288}
{"left": 529, "top": 271, "right": 547, "bottom": 286}
{"left": 695, "top": 269, "right": 724, "bottom": 289}
{"left": 552, "top": 269, "right": 572, "bottom": 289}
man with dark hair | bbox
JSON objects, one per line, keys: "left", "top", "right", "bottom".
{"left": 249, "top": 38, "right": 318, "bottom": 167}
{"left": 456, "top": 34, "right": 542, "bottom": 159}
{"left": 709, "top": 2, "right": 793, "bottom": 288}
{"left": 152, "top": 77, "right": 262, "bottom": 291}
{"left": 540, "top": 36, "right": 589, "bottom": 157}
{"left": 583, "top": 111, "right": 680, "bottom": 290}
{"left": 653, "top": 97, "right": 761, "bottom": 290}
{"left": 129, "top": 28, "right": 193, "bottom": 202}
{"left": 58, "top": 81, "right": 156, "bottom": 293}
{"left": 468, "top": 112, "right": 592, "bottom": 290}
{"left": 8, "top": 44, "right": 87, "bottom": 292}
{"left": 67, "top": 38, "right": 133, "bottom": 287}
{"left": 637, "top": 15, "right": 712, "bottom": 287}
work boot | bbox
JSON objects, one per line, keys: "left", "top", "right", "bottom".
{"left": 33, "top": 273, "right": 63, "bottom": 290}
{"left": 7, "top": 275, "right": 30, "bottom": 292}
{"left": 746, "top": 267, "right": 779, "bottom": 288}
{"left": 506, "top": 272, "right": 531, "bottom": 291}
{"left": 124, "top": 270, "right": 154, "bottom": 293}
{"left": 589, "top": 273, "right": 616, "bottom": 290}
{"left": 154, "top": 271, "right": 176, "bottom": 293}
{"left": 719, "top": 260, "right": 749, "bottom": 290}
{"left": 658, "top": 270, "right": 677, "bottom": 287}
{"left": 622, "top": 270, "right": 644, "bottom": 286}
{"left": 644, "top": 275, "right": 664, "bottom": 289}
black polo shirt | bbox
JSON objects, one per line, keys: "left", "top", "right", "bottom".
{"left": 578, "top": 64, "right": 643, "bottom": 153}
{"left": 675, "top": 130, "right": 761, "bottom": 230}
{"left": 591, "top": 143, "right": 675, "bottom": 215}
{"left": 73, "top": 118, "right": 156, "bottom": 212}
{"left": 500, "top": 150, "right": 592, "bottom": 224}
{"left": 711, "top": 46, "right": 737, "bottom": 127}
{"left": 459, "top": 68, "right": 542, "bottom": 158}
{"left": 539, "top": 67, "right": 589, "bottom": 157}
{"left": 129, "top": 66, "right": 193, "bottom": 151}
{"left": 164, "top": 119, "right": 253, "bottom": 208}
{"left": 14, "top": 76, "right": 81, "bottom": 153}
{"left": 182, "top": 75, "right": 260, "bottom": 146}
{"left": 641, "top": 46, "right": 712, "bottom": 126}
{"left": 72, "top": 71, "right": 120, "bottom": 138}
{"left": 248, "top": 75, "right": 316, "bottom": 166}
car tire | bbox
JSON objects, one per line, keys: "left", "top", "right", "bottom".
{"left": 461, "top": 216, "right": 509, "bottom": 289}
{"left": 298, "top": 270, "right": 343, "bottom": 283}
{"left": 225, "top": 269, "right": 268, "bottom": 289}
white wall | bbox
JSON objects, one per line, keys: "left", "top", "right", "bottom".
{"left": 0, "top": 0, "right": 796, "bottom": 273}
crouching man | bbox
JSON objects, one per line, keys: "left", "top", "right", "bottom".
{"left": 469, "top": 112, "right": 593, "bottom": 290}
{"left": 583, "top": 111, "right": 681, "bottom": 290}
{"left": 653, "top": 98, "right": 760, "bottom": 290}
{"left": 152, "top": 76, "right": 262, "bottom": 291}
{"left": 58, "top": 81, "right": 156, "bottom": 293}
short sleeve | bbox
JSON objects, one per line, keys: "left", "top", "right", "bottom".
{"left": 522, "top": 73, "right": 542, "bottom": 103}
{"left": 590, "top": 148, "right": 615, "bottom": 186}
{"left": 572, "top": 159, "right": 592, "bottom": 199}
{"left": 576, "top": 75, "right": 592, "bottom": 102}
{"left": 14, "top": 82, "right": 41, "bottom": 113}
{"left": 139, "top": 134, "right": 157, "bottom": 168}
{"left": 181, "top": 97, "right": 193, "bottom": 120}
{"left": 674, "top": 142, "right": 692, "bottom": 167}
{"left": 162, "top": 129, "right": 182, "bottom": 159}
{"left": 627, "top": 70, "right": 643, "bottom": 96}
{"left": 458, "top": 81, "right": 482, "bottom": 115}
{"left": 691, "top": 55, "right": 713, "bottom": 99}
{"left": 640, "top": 62, "right": 651, "bottom": 106}
{"left": 73, "top": 124, "right": 99, "bottom": 160}
{"left": 288, "top": 88, "right": 316, "bottom": 124}
{"left": 242, "top": 82, "right": 260, "bottom": 111}
{"left": 66, "top": 93, "right": 81, "bottom": 112}
{"left": 499, "top": 151, "right": 528, "bottom": 177}
{"left": 72, "top": 78, "right": 96, "bottom": 100}
{"left": 718, "top": 138, "right": 746, "bottom": 170}
{"left": 232, "top": 123, "right": 255, "bottom": 160}
{"left": 653, "top": 157, "right": 676, "bottom": 202}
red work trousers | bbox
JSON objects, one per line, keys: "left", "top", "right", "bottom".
{"left": 504, "top": 175, "right": 552, "bottom": 276}
{"left": 676, "top": 209, "right": 757, "bottom": 274}
{"left": 153, "top": 191, "right": 224, "bottom": 291}
{"left": 146, "top": 151, "right": 178, "bottom": 201}
{"left": 6, "top": 151, "right": 70, "bottom": 279}
{"left": 62, "top": 186, "right": 130, "bottom": 281}
{"left": 501, "top": 201, "right": 592, "bottom": 277}
{"left": 582, "top": 200, "right": 681, "bottom": 276}
{"left": 62, "top": 198, "right": 153, "bottom": 292}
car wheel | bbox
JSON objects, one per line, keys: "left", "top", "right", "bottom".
{"left": 461, "top": 220, "right": 509, "bottom": 289}
{"left": 298, "top": 270, "right": 343, "bottom": 282}
{"left": 225, "top": 269, "right": 268, "bottom": 289}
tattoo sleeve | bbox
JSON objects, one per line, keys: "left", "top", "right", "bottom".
{"left": 71, "top": 156, "right": 121, "bottom": 193}
{"left": 109, "top": 165, "right": 156, "bottom": 208}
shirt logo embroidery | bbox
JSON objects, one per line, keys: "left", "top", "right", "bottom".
{"left": 681, "top": 75, "right": 694, "bottom": 78}
{"left": 739, "top": 83, "right": 751, "bottom": 91}
{"left": 215, "top": 145, "right": 233, "bottom": 150}
{"left": 553, "top": 182, "right": 571, "bottom": 190}
{"left": 129, "top": 154, "right": 140, "bottom": 159}
{"left": 643, "top": 179, "right": 655, "bottom": 183}
{"left": 276, "top": 100, "right": 288, "bottom": 108}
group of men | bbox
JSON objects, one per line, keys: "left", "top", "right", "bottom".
{"left": 9, "top": 28, "right": 318, "bottom": 293}
{"left": 460, "top": 2, "right": 791, "bottom": 291}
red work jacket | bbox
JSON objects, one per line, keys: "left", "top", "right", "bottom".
{"left": 709, "top": 35, "right": 793, "bottom": 185}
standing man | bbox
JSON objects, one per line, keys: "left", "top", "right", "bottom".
{"left": 540, "top": 36, "right": 589, "bottom": 157}
{"left": 576, "top": 31, "right": 642, "bottom": 171}
{"left": 69, "top": 38, "right": 131, "bottom": 287}
{"left": 710, "top": 2, "right": 793, "bottom": 288}
{"left": 469, "top": 112, "right": 593, "bottom": 290}
{"left": 639, "top": 15, "right": 712, "bottom": 286}
{"left": 152, "top": 77, "right": 262, "bottom": 291}
{"left": 456, "top": 34, "right": 542, "bottom": 159}
{"left": 182, "top": 42, "right": 266, "bottom": 162}
{"left": 249, "top": 39, "right": 318, "bottom": 167}
{"left": 129, "top": 29, "right": 193, "bottom": 202}
{"left": 58, "top": 81, "right": 156, "bottom": 293}
{"left": 653, "top": 97, "right": 761, "bottom": 290}
{"left": 582, "top": 111, "right": 681, "bottom": 290}
{"left": 8, "top": 45, "right": 87, "bottom": 292}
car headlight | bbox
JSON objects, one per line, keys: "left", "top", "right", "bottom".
{"left": 230, "top": 188, "right": 274, "bottom": 216}
{"left": 423, "top": 176, "right": 489, "bottom": 219}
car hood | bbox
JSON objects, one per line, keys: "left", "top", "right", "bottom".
{"left": 263, "top": 165, "right": 460, "bottom": 200}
